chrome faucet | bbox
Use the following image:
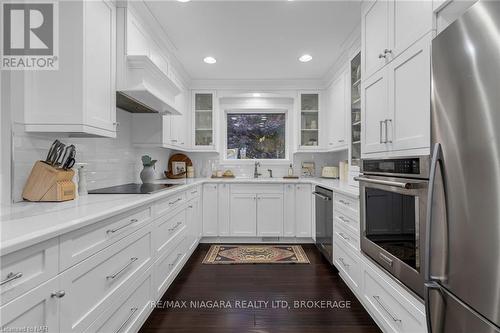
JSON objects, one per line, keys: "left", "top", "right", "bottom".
{"left": 267, "top": 169, "right": 273, "bottom": 178}
{"left": 254, "top": 161, "right": 261, "bottom": 178}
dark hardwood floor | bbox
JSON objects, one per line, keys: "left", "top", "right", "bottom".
{"left": 139, "top": 244, "right": 381, "bottom": 333}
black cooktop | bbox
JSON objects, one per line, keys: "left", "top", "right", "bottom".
{"left": 88, "top": 183, "right": 179, "bottom": 194}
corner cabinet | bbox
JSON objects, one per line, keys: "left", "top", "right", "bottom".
{"left": 192, "top": 91, "right": 216, "bottom": 151}
{"left": 23, "top": 0, "right": 117, "bottom": 137}
{"left": 298, "top": 92, "right": 321, "bottom": 150}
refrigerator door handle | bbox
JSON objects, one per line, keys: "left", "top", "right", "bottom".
{"left": 425, "top": 281, "right": 443, "bottom": 333}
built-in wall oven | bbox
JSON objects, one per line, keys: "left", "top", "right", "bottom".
{"left": 355, "top": 156, "right": 429, "bottom": 298}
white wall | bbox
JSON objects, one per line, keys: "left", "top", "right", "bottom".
{"left": 9, "top": 110, "right": 171, "bottom": 203}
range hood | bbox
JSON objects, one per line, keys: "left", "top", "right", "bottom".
{"left": 117, "top": 83, "right": 181, "bottom": 114}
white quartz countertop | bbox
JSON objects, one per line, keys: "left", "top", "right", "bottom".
{"left": 0, "top": 177, "right": 358, "bottom": 256}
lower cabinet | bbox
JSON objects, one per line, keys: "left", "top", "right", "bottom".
{"left": 295, "top": 184, "right": 312, "bottom": 237}
{"left": 202, "top": 184, "right": 218, "bottom": 236}
{"left": 257, "top": 194, "right": 284, "bottom": 237}
{"left": 218, "top": 184, "right": 231, "bottom": 236}
{"left": 230, "top": 193, "right": 257, "bottom": 236}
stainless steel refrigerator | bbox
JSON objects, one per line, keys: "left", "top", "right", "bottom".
{"left": 427, "top": 1, "right": 500, "bottom": 332}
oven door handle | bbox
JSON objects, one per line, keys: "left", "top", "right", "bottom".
{"left": 354, "top": 176, "right": 416, "bottom": 189}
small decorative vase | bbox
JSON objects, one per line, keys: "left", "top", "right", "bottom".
{"left": 140, "top": 165, "right": 156, "bottom": 184}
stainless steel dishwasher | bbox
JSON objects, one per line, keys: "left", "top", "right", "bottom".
{"left": 313, "top": 186, "right": 333, "bottom": 264}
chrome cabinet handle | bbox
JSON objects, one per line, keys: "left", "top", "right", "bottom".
{"left": 338, "top": 139, "right": 345, "bottom": 143}
{"left": 107, "top": 219, "right": 138, "bottom": 234}
{"left": 338, "top": 215, "right": 349, "bottom": 224}
{"left": 106, "top": 257, "right": 138, "bottom": 280}
{"left": 51, "top": 290, "right": 66, "bottom": 298}
{"left": 373, "top": 295, "right": 401, "bottom": 323}
{"left": 1, "top": 272, "right": 23, "bottom": 286}
{"left": 169, "top": 198, "right": 182, "bottom": 205}
{"left": 378, "top": 53, "right": 387, "bottom": 59}
{"left": 339, "top": 257, "right": 349, "bottom": 268}
{"left": 168, "top": 221, "right": 182, "bottom": 232}
{"left": 191, "top": 190, "right": 198, "bottom": 194}
{"left": 385, "top": 119, "right": 392, "bottom": 143}
{"left": 114, "top": 307, "right": 138, "bottom": 333}
{"left": 383, "top": 49, "right": 392, "bottom": 54}
{"left": 339, "top": 232, "right": 349, "bottom": 241}
{"left": 338, "top": 199, "right": 350, "bottom": 206}
{"left": 188, "top": 205, "right": 193, "bottom": 209}
{"left": 379, "top": 120, "right": 384, "bottom": 143}
{"left": 169, "top": 253, "right": 183, "bottom": 268}
{"left": 379, "top": 253, "right": 394, "bottom": 267}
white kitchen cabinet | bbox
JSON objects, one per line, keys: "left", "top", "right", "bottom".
{"left": 186, "top": 197, "right": 201, "bottom": 251}
{"left": 362, "top": 0, "right": 432, "bottom": 80}
{"left": 218, "top": 184, "right": 231, "bottom": 236}
{"left": 362, "top": 0, "right": 389, "bottom": 80}
{"left": 257, "top": 194, "right": 284, "bottom": 237}
{"left": 362, "top": 34, "right": 431, "bottom": 156}
{"left": 0, "top": 277, "right": 61, "bottom": 333}
{"left": 298, "top": 92, "right": 321, "bottom": 150}
{"left": 193, "top": 91, "right": 216, "bottom": 150}
{"left": 388, "top": 35, "right": 431, "bottom": 152}
{"left": 283, "top": 184, "right": 296, "bottom": 237}
{"left": 295, "top": 184, "right": 312, "bottom": 238}
{"left": 202, "top": 184, "right": 218, "bottom": 237}
{"left": 230, "top": 194, "right": 257, "bottom": 236}
{"left": 22, "top": 0, "right": 116, "bottom": 137}
{"left": 326, "top": 70, "right": 348, "bottom": 150}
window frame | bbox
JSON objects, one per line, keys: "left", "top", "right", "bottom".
{"left": 222, "top": 108, "right": 291, "bottom": 164}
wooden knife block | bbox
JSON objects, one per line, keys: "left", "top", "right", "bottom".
{"left": 22, "top": 161, "right": 76, "bottom": 202}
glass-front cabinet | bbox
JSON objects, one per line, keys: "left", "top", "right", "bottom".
{"left": 350, "top": 53, "right": 361, "bottom": 168}
{"left": 193, "top": 91, "right": 215, "bottom": 149}
{"left": 299, "top": 92, "right": 320, "bottom": 149}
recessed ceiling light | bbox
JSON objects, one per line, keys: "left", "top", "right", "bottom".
{"left": 177, "top": 0, "right": 190, "bottom": 2}
{"left": 299, "top": 54, "right": 312, "bottom": 62}
{"left": 203, "top": 56, "right": 216, "bottom": 64}
{"left": 253, "top": 93, "right": 261, "bottom": 97}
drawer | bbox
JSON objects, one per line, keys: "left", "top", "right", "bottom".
{"left": 334, "top": 193, "right": 359, "bottom": 219}
{"left": 231, "top": 184, "right": 283, "bottom": 194}
{"left": 153, "top": 207, "right": 187, "bottom": 257}
{"left": 334, "top": 219, "right": 360, "bottom": 252}
{"left": 154, "top": 230, "right": 187, "bottom": 298}
{"left": 59, "top": 226, "right": 153, "bottom": 332}
{"left": 1, "top": 238, "right": 58, "bottom": 306}
{"left": 334, "top": 210, "right": 359, "bottom": 234}
{"left": 334, "top": 242, "right": 361, "bottom": 293}
{"left": 60, "top": 207, "right": 151, "bottom": 270}
{"left": 363, "top": 264, "right": 427, "bottom": 333}
{"left": 84, "top": 266, "right": 153, "bottom": 333}
{"left": 154, "top": 192, "right": 186, "bottom": 217}
{"left": 186, "top": 185, "right": 201, "bottom": 200}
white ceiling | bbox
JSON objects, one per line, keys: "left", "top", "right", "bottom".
{"left": 145, "top": 1, "right": 361, "bottom": 80}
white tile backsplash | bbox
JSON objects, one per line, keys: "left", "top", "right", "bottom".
{"left": 11, "top": 110, "right": 171, "bottom": 202}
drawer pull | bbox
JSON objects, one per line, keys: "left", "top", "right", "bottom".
{"left": 373, "top": 295, "right": 401, "bottom": 323}
{"left": 106, "top": 257, "right": 138, "bottom": 280}
{"left": 107, "top": 219, "right": 138, "bottom": 234}
{"left": 50, "top": 290, "right": 66, "bottom": 298}
{"left": 338, "top": 199, "right": 350, "bottom": 206}
{"left": 188, "top": 205, "right": 193, "bottom": 209}
{"left": 1, "top": 272, "right": 23, "bottom": 285}
{"left": 339, "top": 257, "right": 350, "bottom": 268}
{"left": 339, "top": 232, "right": 350, "bottom": 241}
{"left": 338, "top": 215, "right": 349, "bottom": 223}
{"left": 114, "top": 307, "right": 138, "bottom": 333}
{"left": 169, "top": 253, "right": 183, "bottom": 268}
{"left": 191, "top": 190, "right": 198, "bottom": 194}
{"left": 168, "top": 221, "right": 183, "bottom": 232}
{"left": 169, "top": 198, "right": 182, "bottom": 205}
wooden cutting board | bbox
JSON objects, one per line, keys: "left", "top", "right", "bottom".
{"left": 166, "top": 153, "right": 192, "bottom": 179}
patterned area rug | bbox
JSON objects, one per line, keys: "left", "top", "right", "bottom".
{"left": 202, "top": 245, "right": 310, "bottom": 264}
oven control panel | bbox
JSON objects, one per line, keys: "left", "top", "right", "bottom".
{"left": 362, "top": 158, "right": 420, "bottom": 175}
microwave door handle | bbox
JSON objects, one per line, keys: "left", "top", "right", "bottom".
{"left": 353, "top": 176, "right": 414, "bottom": 189}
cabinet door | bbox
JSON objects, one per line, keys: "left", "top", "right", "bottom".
{"left": 202, "top": 184, "right": 218, "bottom": 236}
{"left": 230, "top": 194, "right": 257, "bottom": 236}
{"left": 362, "top": 0, "right": 389, "bottom": 80}
{"left": 0, "top": 277, "right": 60, "bottom": 333}
{"left": 295, "top": 185, "right": 312, "bottom": 238}
{"left": 218, "top": 184, "right": 231, "bottom": 236}
{"left": 193, "top": 92, "right": 215, "bottom": 148}
{"left": 170, "top": 114, "right": 186, "bottom": 147}
{"left": 84, "top": 0, "right": 116, "bottom": 132}
{"left": 362, "top": 67, "right": 389, "bottom": 154}
{"left": 283, "top": 184, "right": 296, "bottom": 237}
{"left": 388, "top": 36, "right": 431, "bottom": 152}
{"left": 389, "top": 0, "right": 432, "bottom": 59}
{"left": 327, "top": 74, "right": 347, "bottom": 148}
{"left": 257, "top": 194, "right": 284, "bottom": 237}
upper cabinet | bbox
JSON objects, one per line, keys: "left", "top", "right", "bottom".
{"left": 350, "top": 52, "right": 362, "bottom": 169}
{"left": 299, "top": 92, "right": 320, "bottom": 150}
{"left": 326, "top": 71, "right": 348, "bottom": 150}
{"left": 192, "top": 91, "right": 216, "bottom": 150}
{"left": 362, "top": 0, "right": 432, "bottom": 80}
{"left": 22, "top": 0, "right": 117, "bottom": 137}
